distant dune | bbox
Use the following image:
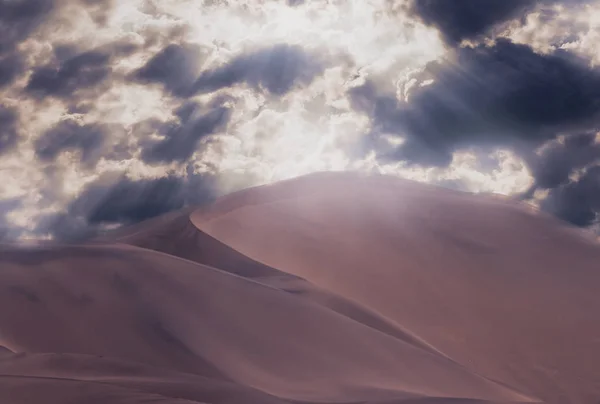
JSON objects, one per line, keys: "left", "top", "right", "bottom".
{"left": 1, "top": 172, "right": 599, "bottom": 403}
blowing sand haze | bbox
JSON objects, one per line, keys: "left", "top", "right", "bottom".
{"left": 1, "top": 173, "right": 599, "bottom": 404}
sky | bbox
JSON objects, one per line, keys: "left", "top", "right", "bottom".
{"left": 1, "top": 0, "right": 600, "bottom": 240}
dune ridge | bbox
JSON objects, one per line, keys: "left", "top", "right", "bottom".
{"left": 1, "top": 172, "right": 598, "bottom": 403}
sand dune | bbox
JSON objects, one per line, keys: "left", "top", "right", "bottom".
{"left": 1, "top": 172, "right": 599, "bottom": 403}
{"left": 193, "top": 172, "right": 600, "bottom": 404}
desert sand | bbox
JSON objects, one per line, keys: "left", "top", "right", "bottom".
{"left": 1, "top": 172, "right": 599, "bottom": 403}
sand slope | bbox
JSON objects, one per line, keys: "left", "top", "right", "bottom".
{"left": 1, "top": 172, "right": 599, "bottom": 403}
{"left": 193, "top": 172, "right": 600, "bottom": 404}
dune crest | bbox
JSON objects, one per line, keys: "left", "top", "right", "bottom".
{"left": 1, "top": 172, "right": 599, "bottom": 403}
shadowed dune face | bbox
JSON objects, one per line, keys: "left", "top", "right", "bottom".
{"left": 0, "top": 172, "right": 599, "bottom": 403}
{"left": 0, "top": 243, "right": 530, "bottom": 403}
{"left": 0, "top": 353, "right": 288, "bottom": 404}
{"left": 0, "top": 346, "right": 13, "bottom": 356}
{"left": 106, "top": 210, "right": 288, "bottom": 279}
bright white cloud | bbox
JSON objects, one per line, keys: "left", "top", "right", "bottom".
{"left": 503, "top": 1, "right": 600, "bottom": 65}
{"left": 355, "top": 148, "right": 533, "bottom": 196}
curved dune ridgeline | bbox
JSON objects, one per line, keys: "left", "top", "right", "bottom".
{"left": 1, "top": 172, "right": 599, "bottom": 403}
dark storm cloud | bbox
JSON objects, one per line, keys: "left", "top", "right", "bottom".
{"left": 350, "top": 39, "right": 600, "bottom": 167}
{"left": 0, "top": 0, "right": 117, "bottom": 88}
{"left": 34, "top": 120, "right": 109, "bottom": 166}
{"left": 408, "top": 0, "right": 539, "bottom": 45}
{"left": 0, "top": 106, "right": 19, "bottom": 155}
{"left": 540, "top": 165, "right": 600, "bottom": 227}
{"left": 39, "top": 172, "right": 217, "bottom": 241}
{"left": 0, "top": 0, "right": 118, "bottom": 53}
{"left": 24, "top": 39, "right": 137, "bottom": 100}
{"left": 0, "top": 0, "right": 54, "bottom": 87}
{"left": 528, "top": 133, "right": 600, "bottom": 190}
{"left": 350, "top": 38, "right": 600, "bottom": 228}
{"left": 0, "top": 0, "right": 54, "bottom": 54}
{"left": 134, "top": 43, "right": 324, "bottom": 98}
{"left": 408, "top": 0, "right": 592, "bottom": 46}
{"left": 139, "top": 100, "right": 231, "bottom": 164}
{"left": 192, "top": 44, "right": 324, "bottom": 96}
{"left": 72, "top": 176, "right": 187, "bottom": 224}
{"left": 521, "top": 133, "right": 600, "bottom": 228}
{"left": 0, "top": 52, "right": 23, "bottom": 88}
{"left": 25, "top": 49, "right": 112, "bottom": 99}
{"left": 133, "top": 43, "right": 204, "bottom": 97}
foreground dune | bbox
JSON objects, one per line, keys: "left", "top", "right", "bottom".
{"left": 1, "top": 172, "right": 599, "bottom": 403}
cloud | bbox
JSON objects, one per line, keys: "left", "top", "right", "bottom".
{"left": 0, "top": 106, "right": 19, "bottom": 155}
{"left": 502, "top": 2, "right": 600, "bottom": 66}
{"left": 192, "top": 44, "right": 325, "bottom": 96}
{"left": 34, "top": 119, "right": 109, "bottom": 167}
{"left": 408, "top": 0, "right": 539, "bottom": 45}
{"left": 133, "top": 42, "right": 326, "bottom": 99}
{"left": 71, "top": 175, "right": 187, "bottom": 224}
{"left": 540, "top": 165, "right": 600, "bottom": 226}
{"left": 0, "top": 0, "right": 118, "bottom": 88}
{"left": 350, "top": 37, "right": 600, "bottom": 229}
{"left": 25, "top": 49, "right": 112, "bottom": 99}
{"left": 133, "top": 43, "right": 205, "bottom": 97}
{"left": 134, "top": 43, "right": 325, "bottom": 98}
{"left": 0, "top": 0, "right": 55, "bottom": 54}
{"left": 520, "top": 133, "right": 600, "bottom": 227}
{"left": 0, "top": 198, "right": 21, "bottom": 240}
{"left": 78, "top": 0, "right": 116, "bottom": 25}
{"left": 350, "top": 39, "right": 600, "bottom": 166}
{"left": 24, "top": 41, "right": 138, "bottom": 100}
{"left": 38, "top": 171, "right": 217, "bottom": 240}
{"left": 139, "top": 100, "right": 231, "bottom": 164}
{"left": 408, "top": 0, "right": 594, "bottom": 46}
{"left": 0, "top": 52, "right": 23, "bottom": 88}
{"left": 528, "top": 133, "right": 600, "bottom": 190}
{"left": 0, "top": 0, "right": 54, "bottom": 88}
